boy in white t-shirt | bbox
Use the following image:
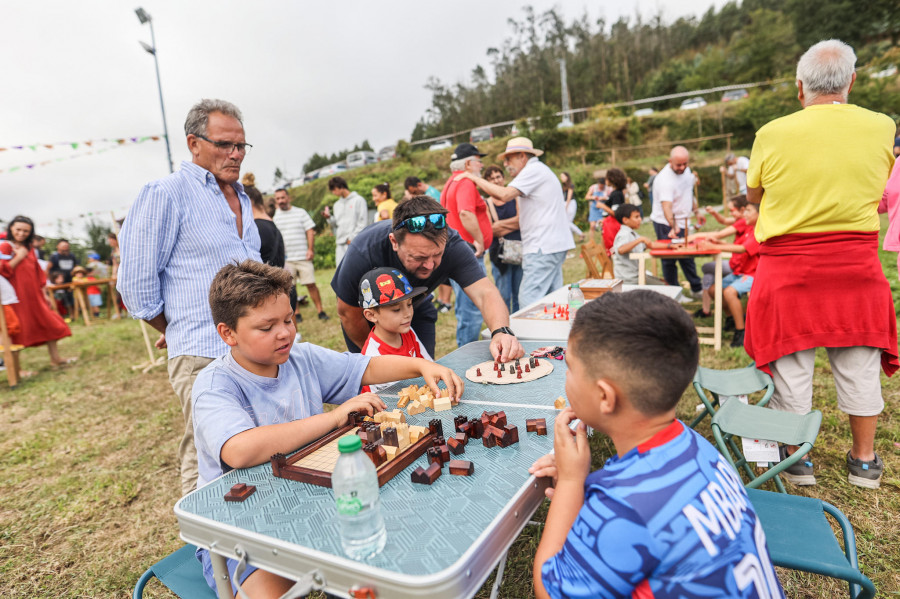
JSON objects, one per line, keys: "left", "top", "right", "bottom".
{"left": 359, "top": 267, "right": 433, "bottom": 392}
{"left": 612, "top": 205, "right": 668, "bottom": 284}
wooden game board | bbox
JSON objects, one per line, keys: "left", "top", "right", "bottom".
{"left": 270, "top": 417, "right": 435, "bottom": 488}
{"left": 465, "top": 357, "right": 553, "bottom": 385}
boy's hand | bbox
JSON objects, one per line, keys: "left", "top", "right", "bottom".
{"left": 419, "top": 362, "right": 464, "bottom": 400}
{"left": 337, "top": 393, "right": 386, "bottom": 425}
{"left": 529, "top": 453, "right": 558, "bottom": 499}
{"left": 553, "top": 408, "right": 591, "bottom": 487}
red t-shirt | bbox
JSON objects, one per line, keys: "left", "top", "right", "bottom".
{"left": 441, "top": 173, "right": 493, "bottom": 249}
{"left": 360, "top": 329, "right": 432, "bottom": 393}
{"left": 730, "top": 224, "right": 760, "bottom": 276}
{"left": 732, "top": 217, "right": 748, "bottom": 237}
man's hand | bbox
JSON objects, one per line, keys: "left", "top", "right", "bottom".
{"left": 529, "top": 453, "right": 559, "bottom": 499}
{"left": 490, "top": 333, "right": 524, "bottom": 363}
{"left": 553, "top": 407, "right": 591, "bottom": 487}
{"left": 418, "top": 362, "right": 465, "bottom": 400}
{"left": 155, "top": 333, "right": 167, "bottom": 349}
{"left": 473, "top": 240, "right": 484, "bottom": 258}
{"left": 453, "top": 172, "right": 475, "bottom": 183}
{"left": 336, "top": 393, "right": 386, "bottom": 425}
{"left": 668, "top": 225, "right": 680, "bottom": 238}
{"left": 322, "top": 206, "right": 331, "bottom": 219}
{"left": 306, "top": 249, "right": 314, "bottom": 261}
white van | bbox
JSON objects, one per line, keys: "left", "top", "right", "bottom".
{"left": 346, "top": 151, "right": 377, "bottom": 169}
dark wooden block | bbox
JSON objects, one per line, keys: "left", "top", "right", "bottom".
{"left": 526, "top": 418, "right": 546, "bottom": 432}
{"left": 432, "top": 435, "right": 445, "bottom": 448}
{"left": 347, "top": 410, "right": 362, "bottom": 425}
{"left": 364, "top": 442, "right": 387, "bottom": 467}
{"left": 468, "top": 418, "right": 484, "bottom": 438}
{"left": 439, "top": 445, "right": 450, "bottom": 464}
{"left": 536, "top": 422, "right": 548, "bottom": 435}
{"left": 503, "top": 424, "right": 519, "bottom": 445}
{"left": 454, "top": 415, "right": 468, "bottom": 432}
{"left": 429, "top": 419, "right": 443, "bottom": 437}
{"left": 448, "top": 460, "right": 474, "bottom": 476}
{"left": 424, "top": 462, "right": 442, "bottom": 483}
{"left": 454, "top": 432, "right": 468, "bottom": 446}
{"left": 427, "top": 447, "right": 442, "bottom": 466}
{"left": 490, "top": 411, "right": 507, "bottom": 427}
{"left": 411, "top": 466, "right": 429, "bottom": 484}
{"left": 482, "top": 428, "right": 496, "bottom": 448}
{"left": 447, "top": 436, "right": 465, "bottom": 455}
{"left": 383, "top": 427, "right": 399, "bottom": 447}
{"left": 224, "top": 482, "right": 256, "bottom": 502}
{"left": 458, "top": 422, "right": 471, "bottom": 439}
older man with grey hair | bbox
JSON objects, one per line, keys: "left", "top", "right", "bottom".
{"left": 118, "top": 98, "right": 262, "bottom": 495}
{"left": 745, "top": 39, "right": 897, "bottom": 490}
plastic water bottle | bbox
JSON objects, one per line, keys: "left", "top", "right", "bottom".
{"left": 568, "top": 283, "right": 585, "bottom": 315}
{"left": 332, "top": 435, "right": 387, "bottom": 560}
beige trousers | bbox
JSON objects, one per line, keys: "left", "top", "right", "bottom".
{"left": 168, "top": 355, "right": 215, "bottom": 496}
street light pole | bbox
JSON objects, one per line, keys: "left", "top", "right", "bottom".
{"left": 136, "top": 7, "right": 174, "bottom": 174}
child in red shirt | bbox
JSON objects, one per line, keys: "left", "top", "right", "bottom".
{"left": 702, "top": 203, "right": 760, "bottom": 347}
{"left": 359, "top": 267, "right": 433, "bottom": 392}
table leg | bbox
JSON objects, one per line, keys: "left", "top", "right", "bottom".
{"left": 74, "top": 288, "right": 92, "bottom": 326}
{"left": 107, "top": 281, "right": 120, "bottom": 319}
{"left": 713, "top": 255, "right": 723, "bottom": 351}
{"left": 209, "top": 551, "right": 234, "bottom": 599}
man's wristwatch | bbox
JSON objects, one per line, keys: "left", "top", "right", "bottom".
{"left": 491, "top": 326, "right": 515, "bottom": 338}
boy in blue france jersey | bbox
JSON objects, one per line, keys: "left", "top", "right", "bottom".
{"left": 191, "top": 260, "right": 462, "bottom": 597}
{"left": 529, "top": 290, "right": 784, "bottom": 599}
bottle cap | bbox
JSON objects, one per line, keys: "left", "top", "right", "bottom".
{"left": 571, "top": 283, "right": 580, "bottom": 288}
{"left": 338, "top": 435, "right": 363, "bottom": 453}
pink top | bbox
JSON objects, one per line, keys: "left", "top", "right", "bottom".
{"left": 880, "top": 159, "right": 900, "bottom": 252}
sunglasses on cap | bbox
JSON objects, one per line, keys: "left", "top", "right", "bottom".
{"left": 393, "top": 213, "right": 447, "bottom": 233}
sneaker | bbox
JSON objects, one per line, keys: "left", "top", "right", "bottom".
{"left": 730, "top": 329, "right": 745, "bottom": 348}
{"left": 317, "top": 311, "right": 330, "bottom": 321}
{"left": 779, "top": 445, "right": 816, "bottom": 486}
{"left": 693, "top": 308, "right": 710, "bottom": 318}
{"left": 295, "top": 313, "right": 303, "bottom": 323}
{"left": 298, "top": 295, "right": 309, "bottom": 306}
{"left": 438, "top": 302, "right": 452, "bottom": 314}
{"left": 847, "top": 451, "right": 883, "bottom": 489}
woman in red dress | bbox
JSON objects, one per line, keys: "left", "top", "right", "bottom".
{"left": 0, "top": 216, "right": 73, "bottom": 365}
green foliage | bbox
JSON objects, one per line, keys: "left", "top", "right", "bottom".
{"left": 313, "top": 234, "right": 336, "bottom": 270}
{"left": 83, "top": 219, "right": 113, "bottom": 262}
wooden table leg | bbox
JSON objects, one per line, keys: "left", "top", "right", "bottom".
{"left": 107, "top": 281, "right": 120, "bottom": 319}
{"left": 74, "top": 288, "right": 92, "bottom": 326}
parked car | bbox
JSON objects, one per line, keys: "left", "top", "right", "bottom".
{"left": 679, "top": 97, "right": 708, "bottom": 110}
{"left": 633, "top": 107, "right": 654, "bottom": 117}
{"left": 318, "top": 162, "right": 348, "bottom": 177}
{"left": 721, "top": 88, "right": 749, "bottom": 102}
{"left": 428, "top": 139, "right": 452, "bottom": 151}
{"left": 303, "top": 170, "right": 320, "bottom": 183}
{"left": 346, "top": 151, "right": 377, "bottom": 169}
{"left": 377, "top": 145, "right": 396, "bottom": 161}
{"left": 470, "top": 127, "right": 493, "bottom": 143}
{"left": 871, "top": 65, "right": 897, "bottom": 79}
{"left": 288, "top": 178, "right": 306, "bottom": 188}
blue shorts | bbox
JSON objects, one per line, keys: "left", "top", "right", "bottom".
{"left": 722, "top": 273, "right": 753, "bottom": 296}
{"left": 198, "top": 546, "right": 257, "bottom": 596}
{"left": 88, "top": 294, "right": 103, "bottom": 308}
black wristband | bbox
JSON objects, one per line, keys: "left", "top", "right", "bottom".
{"left": 491, "top": 326, "right": 515, "bottom": 338}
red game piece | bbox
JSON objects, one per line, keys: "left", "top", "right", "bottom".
{"left": 476, "top": 368, "right": 481, "bottom": 376}
{"left": 448, "top": 460, "right": 474, "bottom": 476}
{"left": 224, "top": 483, "right": 256, "bottom": 502}
{"left": 524, "top": 364, "right": 530, "bottom": 373}
{"left": 517, "top": 372, "right": 522, "bottom": 379}
{"left": 498, "top": 370, "right": 502, "bottom": 378}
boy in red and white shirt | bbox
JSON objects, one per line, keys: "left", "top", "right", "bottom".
{"left": 359, "top": 267, "right": 433, "bottom": 392}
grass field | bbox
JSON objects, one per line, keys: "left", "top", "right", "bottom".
{"left": 1, "top": 216, "right": 898, "bottom": 598}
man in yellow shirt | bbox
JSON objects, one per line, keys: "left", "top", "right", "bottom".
{"left": 745, "top": 39, "right": 896, "bottom": 490}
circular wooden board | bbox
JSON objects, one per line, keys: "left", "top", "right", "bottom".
{"left": 465, "top": 358, "right": 554, "bottom": 385}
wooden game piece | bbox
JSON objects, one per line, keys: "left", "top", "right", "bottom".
{"left": 526, "top": 418, "right": 546, "bottom": 433}
{"left": 476, "top": 368, "right": 481, "bottom": 377}
{"left": 383, "top": 445, "right": 399, "bottom": 461}
{"left": 447, "top": 436, "right": 465, "bottom": 455}
{"left": 468, "top": 418, "right": 484, "bottom": 438}
{"left": 524, "top": 364, "right": 530, "bottom": 373}
{"left": 536, "top": 422, "right": 548, "bottom": 435}
{"left": 425, "top": 461, "right": 442, "bottom": 483}
{"left": 529, "top": 357, "right": 535, "bottom": 368}
{"left": 454, "top": 415, "right": 468, "bottom": 432}
{"left": 487, "top": 411, "right": 507, "bottom": 427}
{"left": 493, "top": 362, "right": 498, "bottom": 371}
{"left": 454, "top": 432, "right": 468, "bottom": 446}
{"left": 364, "top": 443, "right": 387, "bottom": 468}
{"left": 396, "top": 423, "right": 410, "bottom": 449}
{"left": 407, "top": 400, "right": 425, "bottom": 416}
{"left": 508, "top": 364, "right": 515, "bottom": 374}
{"left": 429, "top": 419, "right": 443, "bottom": 437}
{"left": 419, "top": 394, "right": 434, "bottom": 409}
{"left": 408, "top": 425, "right": 428, "bottom": 443}
{"left": 382, "top": 427, "right": 399, "bottom": 447}
{"left": 224, "top": 482, "right": 256, "bottom": 502}
{"left": 515, "top": 358, "right": 520, "bottom": 367}
{"left": 487, "top": 425, "right": 512, "bottom": 447}
{"left": 427, "top": 446, "right": 443, "bottom": 466}
{"left": 363, "top": 416, "right": 375, "bottom": 422}
{"left": 503, "top": 424, "right": 519, "bottom": 445}
{"left": 517, "top": 372, "right": 522, "bottom": 379}
{"left": 432, "top": 435, "right": 445, "bottom": 447}
{"left": 347, "top": 411, "right": 364, "bottom": 425}
{"left": 373, "top": 411, "right": 386, "bottom": 424}
{"left": 397, "top": 394, "right": 411, "bottom": 408}
{"left": 458, "top": 421, "right": 471, "bottom": 439}
{"left": 482, "top": 428, "right": 496, "bottom": 448}
{"left": 534, "top": 358, "right": 539, "bottom": 367}
{"left": 433, "top": 395, "right": 451, "bottom": 412}
{"left": 554, "top": 396, "right": 567, "bottom": 409}
{"left": 448, "top": 460, "right": 474, "bottom": 476}
{"left": 497, "top": 370, "right": 502, "bottom": 378}
{"left": 411, "top": 466, "right": 429, "bottom": 484}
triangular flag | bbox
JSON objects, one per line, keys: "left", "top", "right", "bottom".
{"left": 86, "top": 141, "right": 93, "bottom": 147}
{"left": 28, "top": 145, "right": 37, "bottom": 151}
{"left": 26, "top": 164, "right": 35, "bottom": 169}
{"left": 44, "top": 144, "right": 54, "bottom": 149}
{"left": 71, "top": 143, "right": 79, "bottom": 149}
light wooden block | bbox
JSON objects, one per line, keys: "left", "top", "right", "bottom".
{"left": 554, "top": 396, "right": 567, "bottom": 409}
{"left": 409, "top": 425, "right": 429, "bottom": 443}
{"left": 396, "top": 423, "right": 410, "bottom": 449}
{"left": 383, "top": 445, "right": 399, "bottom": 461}
{"left": 419, "top": 395, "right": 434, "bottom": 409}
{"left": 407, "top": 400, "right": 425, "bottom": 415}
{"left": 397, "top": 394, "right": 410, "bottom": 408}
{"left": 434, "top": 396, "right": 452, "bottom": 412}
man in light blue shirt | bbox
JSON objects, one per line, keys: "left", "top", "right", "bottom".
{"left": 117, "top": 98, "right": 262, "bottom": 495}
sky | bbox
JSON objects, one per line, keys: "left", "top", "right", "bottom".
{"left": 1, "top": 0, "right": 727, "bottom": 240}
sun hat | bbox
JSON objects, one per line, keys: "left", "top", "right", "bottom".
{"left": 497, "top": 137, "right": 544, "bottom": 160}
{"left": 358, "top": 267, "right": 428, "bottom": 309}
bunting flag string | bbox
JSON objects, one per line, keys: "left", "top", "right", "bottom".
{"left": 0, "top": 135, "right": 165, "bottom": 174}
{"left": 0, "top": 134, "right": 164, "bottom": 153}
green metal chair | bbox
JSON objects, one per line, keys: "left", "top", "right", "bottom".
{"left": 690, "top": 364, "right": 775, "bottom": 429}
{"left": 711, "top": 398, "right": 821, "bottom": 493}
{"left": 133, "top": 544, "right": 217, "bottom": 599}
{"left": 748, "top": 488, "right": 875, "bottom": 599}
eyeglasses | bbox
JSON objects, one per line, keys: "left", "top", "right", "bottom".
{"left": 195, "top": 134, "right": 252, "bottom": 154}
{"left": 393, "top": 213, "right": 447, "bottom": 233}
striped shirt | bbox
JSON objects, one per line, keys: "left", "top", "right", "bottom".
{"left": 273, "top": 206, "right": 315, "bottom": 261}
{"left": 117, "top": 161, "right": 262, "bottom": 359}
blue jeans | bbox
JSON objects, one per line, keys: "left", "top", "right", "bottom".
{"left": 653, "top": 221, "right": 701, "bottom": 292}
{"left": 491, "top": 261, "right": 524, "bottom": 314}
{"left": 518, "top": 249, "right": 567, "bottom": 308}
{"left": 450, "top": 259, "right": 487, "bottom": 348}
